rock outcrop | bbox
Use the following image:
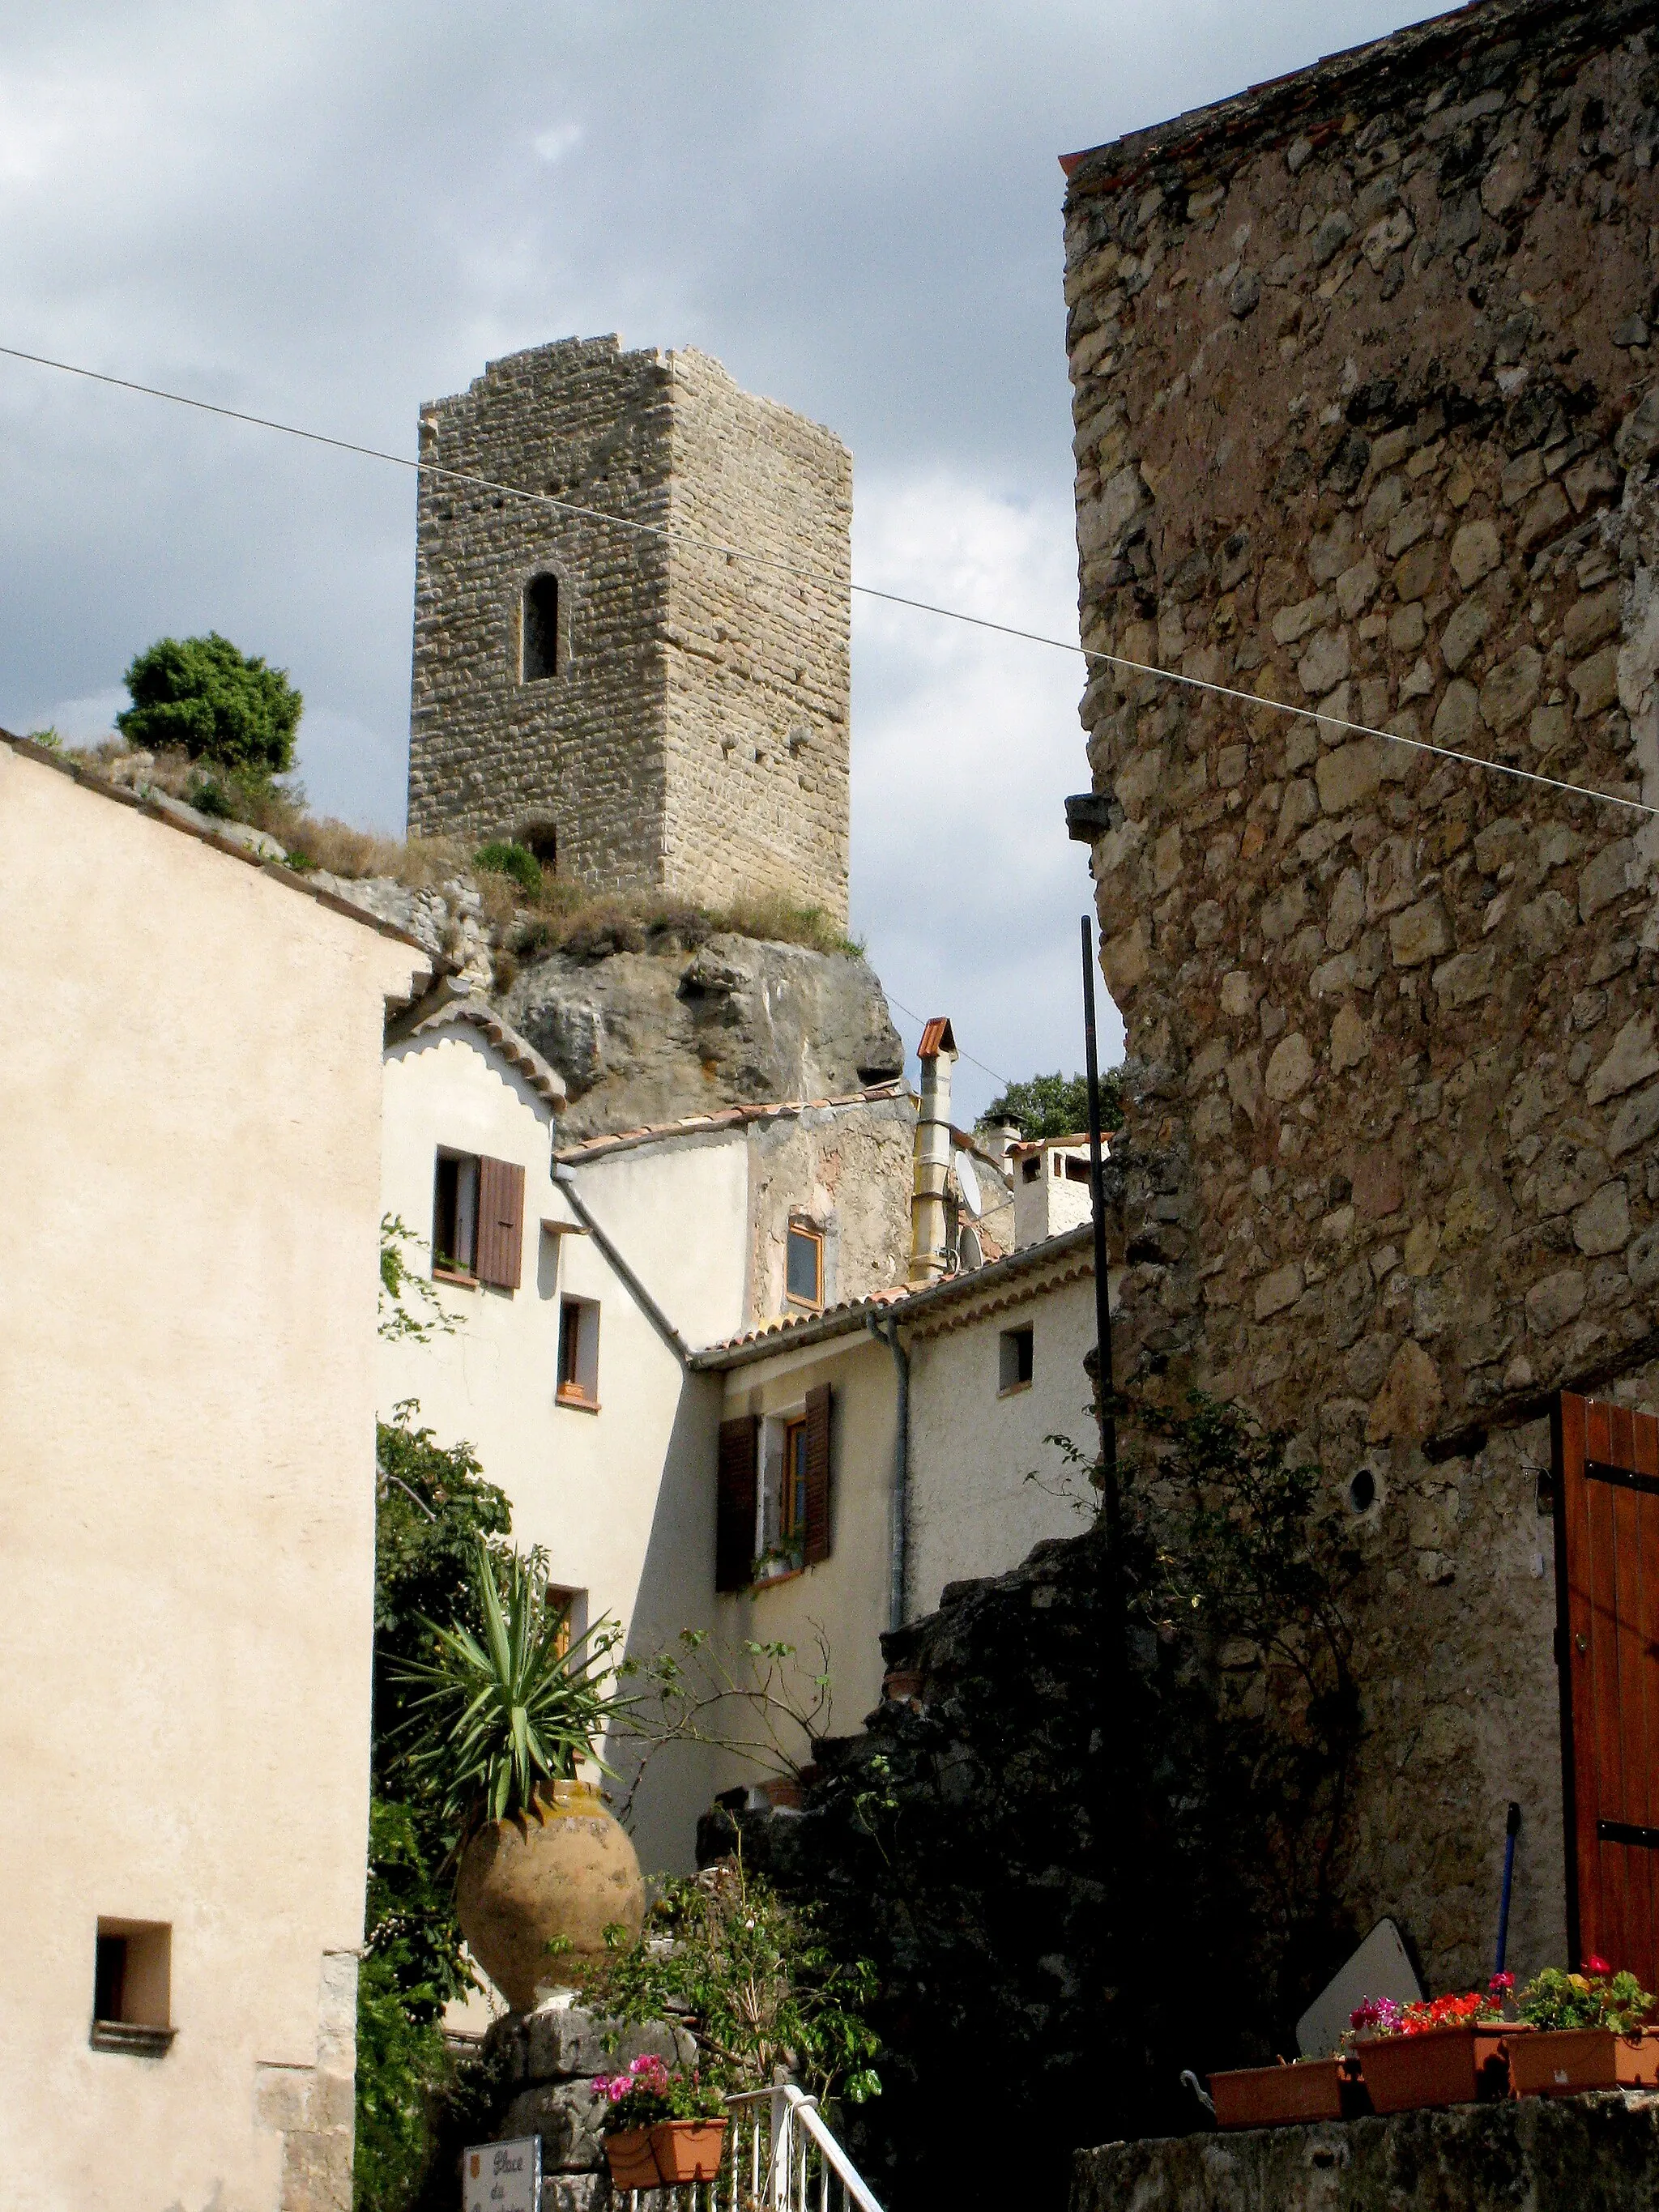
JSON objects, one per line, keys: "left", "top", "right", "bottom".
{"left": 498, "top": 934, "right": 905, "bottom": 1140}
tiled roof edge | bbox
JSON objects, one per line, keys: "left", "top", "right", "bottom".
{"left": 386, "top": 987, "right": 568, "bottom": 1109}
{"left": 553, "top": 1080, "right": 911, "bottom": 1164}
{"left": 689, "top": 1222, "right": 1097, "bottom": 1370}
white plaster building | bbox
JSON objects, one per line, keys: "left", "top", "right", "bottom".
{"left": 0, "top": 735, "right": 431, "bottom": 2212}
{"left": 378, "top": 991, "right": 1111, "bottom": 1907}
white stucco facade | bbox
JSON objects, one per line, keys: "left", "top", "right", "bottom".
{"left": 1, "top": 739, "right": 429, "bottom": 2212}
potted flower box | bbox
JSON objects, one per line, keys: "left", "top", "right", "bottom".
{"left": 603, "top": 2127, "right": 662, "bottom": 2190}
{"left": 595, "top": 2052, "right": 727, "bottom": 2188}
{"left": 1509, "top": 1960, "right": 1657, "bottom": 2097}
{"left": 1357, "top": 2021, "right": 1512, "bottom": 2113}
{"left": 1348, "top": 1983, "right": 1513, "bottom": 2114}
{"left": 1210, "top": 2057, "right": 1355, "bottom": 2129}
{"left": 650, "top": 2118, "right": 730, "bottom": 2183}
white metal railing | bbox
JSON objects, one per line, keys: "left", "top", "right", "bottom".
{"left": 625, "top": 2082, "right": 883, "bottom": 2212}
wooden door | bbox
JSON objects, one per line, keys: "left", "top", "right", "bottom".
{"left": 1555, "top": 1391, "right": 1659, "bottom": 1986}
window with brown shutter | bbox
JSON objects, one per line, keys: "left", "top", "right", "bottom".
{"left": 476, "top": 1157, "right": 526, "bottom": 1290}
{"left": 803, "top": 1383, "right": 832, "bottom": 1567}
{"left": 1555, "top": 1390, "right": 1659, "bottom": 1989}
{"left": 716, "top": 1417, "right": 759, "bottom": 1593}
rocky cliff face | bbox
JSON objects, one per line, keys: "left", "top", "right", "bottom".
{"left": 497, "top": 933, "right": 906, "bottom": 1140}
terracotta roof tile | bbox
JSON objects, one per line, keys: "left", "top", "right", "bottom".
{"left": 553, "top": 1081, "right": 908, "bottom": 1164}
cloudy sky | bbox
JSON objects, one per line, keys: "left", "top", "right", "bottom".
{"left": 0, "top": 0, "right": 1439, "bottom": 1118}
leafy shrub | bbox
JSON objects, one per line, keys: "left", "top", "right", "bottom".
{"left": 474, "top": 840, "right": 542, "bottom": 897}
{"left": 982, "top": 1068, "right": 1124, "bottom": 1140}
{"left": 1520, "top": 1961, "right": 1654, "bottom": 2032}
{"left": 117, "top": 632, "right": 301, "bottom": 773}
{"left": 583, "top": 1854, "right": 880, "bottom": 2104}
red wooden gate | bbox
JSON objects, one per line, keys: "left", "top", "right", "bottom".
{"left": 1555, "top": 1391, "right": 1659, "bottom": 1988}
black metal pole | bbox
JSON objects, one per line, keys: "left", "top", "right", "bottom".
{"left": 1081, "top": 914, "right": 1120, "bottom": 1555}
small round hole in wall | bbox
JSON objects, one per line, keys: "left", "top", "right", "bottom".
{"left": 1346, "top": 1468, "right": 1376, "bottom": 1515}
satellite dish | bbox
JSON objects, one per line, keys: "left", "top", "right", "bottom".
{"left": 955, "top": 1150, "right": 983, "bottom": 1217}
{"left": 957, "top": 1224, "right": 983, "bottom": 1271}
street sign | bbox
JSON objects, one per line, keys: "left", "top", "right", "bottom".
{"left": 462, "top": 2136, "right": 541, "bottom": 2212}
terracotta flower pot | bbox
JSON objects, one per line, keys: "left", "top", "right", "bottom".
{"left": 455, "top": 1779, "right": 646, "bottom": 2013}
{"left": 1357, "top": 2023, "right": 1511, "bottom": 2113}
{"left": 650, "top": 2118, "right": 730, "bottom": 2183}
{"left": 604, "top": 2127, "right": 661, "bottom": 2190}
{"left": 1210, "top": 2058, "right": 1352, "bottom": 2129}
{"left": 1509, "top": 2026, "right": 1659, "bottom": 2097}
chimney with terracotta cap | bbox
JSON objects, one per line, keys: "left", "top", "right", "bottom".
{"left": 909, "top": 1017, "right": 957, "bottom": 1285}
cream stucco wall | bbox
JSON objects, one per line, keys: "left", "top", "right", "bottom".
{"left": 0, "top": 743, "right": 426, "bottom": 2212}
{"left": 379, "top": 1066, "right": 749, "bottom": 1886}
{"left": 714, "top": 1332, "right": 900, "bottom": 1774}
{"left": 906, "top": 1270, "right": 1102, "bottom": 1618}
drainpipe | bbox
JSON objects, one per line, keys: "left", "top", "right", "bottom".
{"left": 867, "top": 1314, "right": 910, "bottom": 1632}
{"left": 551, "top": 1165, "right": 691, "bottom": 1366}
{"left": 908, "top": 1016, "right": 957, "bottom": 1285}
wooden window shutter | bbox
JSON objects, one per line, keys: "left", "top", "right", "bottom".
{"left": 803, "top": 1383, "right": 832, "bottom": 1567}
{"left": 476, "top": 1157, "right": 526, "bottom": 1290}
{"left": 1555, "top": 1390, "right": 1659, "bottom": 1991}
{"left": 716, "top": 1417, "right": 759, "bottom": 1593}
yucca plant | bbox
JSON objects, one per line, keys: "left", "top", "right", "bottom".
{"left": 394, "top": 1539, "right": 627, "bottom": 1845}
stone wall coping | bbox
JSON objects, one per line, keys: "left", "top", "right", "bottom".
{"left": 1061, "top": 0, "right": 1655, "bottom": 197}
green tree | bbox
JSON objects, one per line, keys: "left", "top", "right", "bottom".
{"left": 981, "top": 1068, "right": 1124, "bottom": 1141}
{"left": 117, "top": 631, "right": 302, "bottom": 774}
{"left": 355, "top": 1407, "right": 514, "bottom": 2212}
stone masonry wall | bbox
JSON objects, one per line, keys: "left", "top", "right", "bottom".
{"left": 407, "top": 338, "right": 851, "bottom": 924}
{"left": 1064, "top": 0, "right": 1659, "bottom": 1993}
{"left": 409, "top": 337, "right": 674, "bottom": 884}
{"left": 663, "top": 350, "right": 852, "bottom": 924}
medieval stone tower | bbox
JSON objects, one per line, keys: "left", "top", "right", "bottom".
{"left": 407, "top": 336, "right": 852, "bottom": 925}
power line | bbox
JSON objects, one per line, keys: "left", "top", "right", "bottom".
{"left": 2, "top": 339, "right": 1655, "bottom": 825}
{"left": 885, "top": 991, "right": 1013, "bottom": 1090}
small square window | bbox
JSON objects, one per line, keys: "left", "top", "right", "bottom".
{"left": 786, "top": 1221, "right": 823, "bottom": 1308}
{"left": 557, "top": 1296, "right": 600, "bottom": 1408}
{"left": 545, "top": 1584, "right": 588, "bottom": 1656}
{"left": 1021, "top": 1157, "right": 1042, "bottom": 1184}
{"left": 433, "top": 1151, "right": 480, "bottom": 1277}
{"left": 999, "top": 1325, "right": 1034, "bottom": 1395}
{"left": 92, "top": 1920, "right": 173, "bottom": 2054}
{"left": 1064, "top": 1156, "right": 1092, "bottom": 1184}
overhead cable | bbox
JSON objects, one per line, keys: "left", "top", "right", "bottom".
{"left": 2, "top": 339, "right": 1654, "bottom": 823}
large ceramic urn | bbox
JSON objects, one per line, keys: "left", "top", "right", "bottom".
{"left": 456, "top": 1779, "right": 646, "bottom": 2012}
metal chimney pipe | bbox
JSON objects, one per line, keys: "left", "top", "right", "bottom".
{"left": 909, "top": 1016, "right": 957, "bottom": 1285}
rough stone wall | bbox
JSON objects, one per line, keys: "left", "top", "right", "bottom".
{"left": 744, "top": 1089, "right": 916, "bottom": 1322}
{"left": 1073, "top": 2094, "right": 1659, "bottom": 2212}
{"left": 409, "top": 337, "right": 674, "bottom": 883}
{"left": 476, "top": 2004, "right": 696, "bottom": 2212}
{"left": 407, "top": 338, "right": 851, "bottom": 923}
{"left": 663, "top": 350, "right": 852, "bottom": 923}
{"left": 1064, "top": 0, "right": 1659, "bottom": 1991}
{"left": 500, "top": 932, "right": 903, "bottom": 1142}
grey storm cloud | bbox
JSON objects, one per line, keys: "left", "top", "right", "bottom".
{"left": 0, "top": 0, "right": 1439, "bottom": 1116}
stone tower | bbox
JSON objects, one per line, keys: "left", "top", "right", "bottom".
{"left": 407, "top": 337, "right": 851, "bottom": 924}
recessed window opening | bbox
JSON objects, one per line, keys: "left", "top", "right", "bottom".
{"left": 545, "top": 1584, "right": 588, "bottom": 1657}
{"left": 786, "top": 1219, "right": 824, "bottom": 1309}
{"left": 757, "top": 1413, "right": 811, "bottom": 1558}
{"left": 1021, "top": 1157, "right": 1042, "bottom": 1184}
{"left": 1064, "top": 1156, "right": 1091, "bottom": 1184}
{"left": 999, "top": 1324, "right": 1035, "bottom": 1394}
{"left": 557, "top": 1295, "right": 600, "bottom": 1408}
{"left": 521, "top": 821, "right": 558, "bottom": 870}
{"left": 93, "top": 1920, "right": 171, "bottom": 2030}
{"left": 433, "top": 1151, "right": 480, "bottom": 1276}
{"left": 522, "top": 573, "right": 561, "bottom": 681}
